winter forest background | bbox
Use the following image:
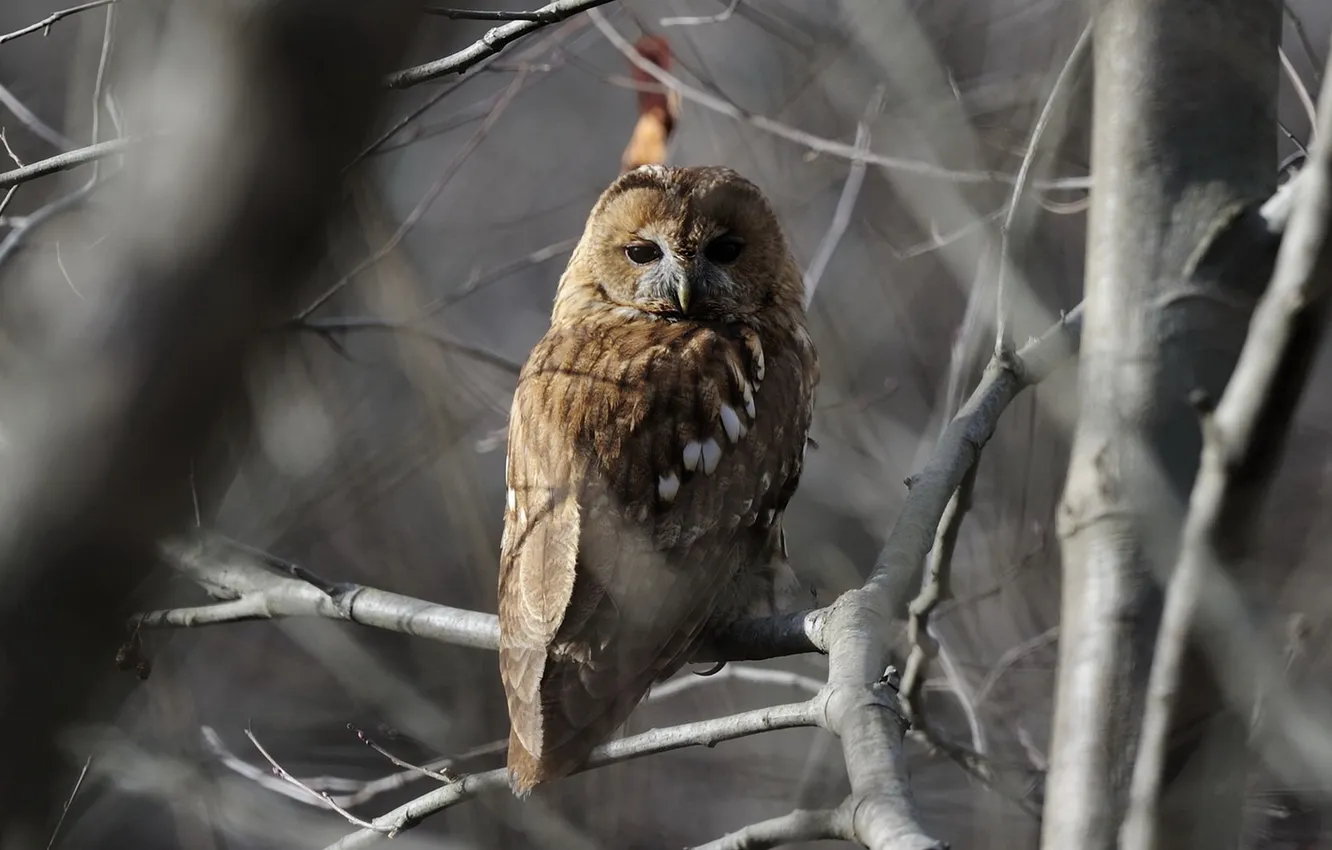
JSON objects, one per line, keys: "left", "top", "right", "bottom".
{"left": 1, "top": 0, "right": 1331, "bottom": 848}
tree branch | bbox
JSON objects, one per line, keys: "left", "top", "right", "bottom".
{"left": 691, "top": 806, "right": 851, "bottom": 850}
{"left": 0, "top": 0, "right": 115, "bottom": 46}
{"left": 815, "top": 303, "right": 1080, "bottom": 850}
{"left": 587, "top": 9, "right": 1089, "bottom": 191}
{"left": 0, "top": 137, "right": 132, "bottom": 190}
{"left": 386, "top": 0, "right": 620, "bottom": 88}
{"left": 142, "top": 535, "right": 825, "bottom": 661}
{"left": 324, "top": 699, "right": 822, "bottom": 849}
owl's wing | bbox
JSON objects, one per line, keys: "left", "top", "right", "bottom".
{"left": 499, "top": 317, "right": 815, "bottom": 791}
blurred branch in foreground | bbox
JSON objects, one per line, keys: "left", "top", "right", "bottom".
{"left": 1046, "top": 0, "right": 1288, "bottom": 846}
{"left": 0, "top": 0, "right": 415, "bottom": 843}
{"left": 1124, "top": 32, "right": 1332, "bottom": 850}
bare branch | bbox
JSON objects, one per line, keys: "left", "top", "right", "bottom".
{"left": 1283, "top": 2, "right": 1323, "bottom": 87}
{"left": 0, "top": 0, "right": 115, "bottom": 47}
{"left": 144, "top": 537, "right": 501, "bottom": 650}
{"left": 898, "top": 463, "right": 975, "bottom": 725}
{"left": 45, "top": 756, "right": 91, "bottom": 850}
{"left": 994, "top": 21, "right": 1091, "bottom": 359}
{"left": 1280, "top": 46, "right": 1318, "bottom": 143}
{"left": 387, "top": 0, "right": 620, "bottom": 88}
{"left": 290, "top": 317, "right": 524, "bottom": 376}
{"left": 324, "top": 699, "right": 822, "bottom": 849}
{"left": 0, "top": 82, "right": 73, "bottom": 151}
{"left": 660, "top": 0, "right": 742, "bottom": 28}
{"left": 244, "top": 727, "right": 390, "bottom": 834}
{"left": 803, "top": 88, "right": 883, "bottom": 307}
{"left": 423, "top": 7, "right": 569, "bottom": 21}
{"left": 972, "top": 625, "right": 1059, "bottom": 709}
{"left": 691, "top": 807, "right": 850, "bottom": 850}
{"left": 0, "top": 137, "right": 132, "bottom": 190}
{"left": 587, "top": 9, "right": 1089, "bottom": 191}
{"left": 144, "top": 536, "right": 824, "bottom": 662}
{"left": 299, "top": 72, "right": 529, "bottom": 318}
{"left": 205, "top": 726, "right": 503, "bottom": 810}
{"left": 647, "top": 664, "right": 824, "bottom": 702}
{"left": 819, "top": 303, "right": 1081, "bottom": 850}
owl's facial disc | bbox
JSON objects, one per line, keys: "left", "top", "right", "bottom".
{"left": 624, "top": 230, "right": 742, "bottom": 318}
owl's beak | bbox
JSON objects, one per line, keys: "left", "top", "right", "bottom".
{"left": 674, "top": 276, "right": 693, "bottom": 316}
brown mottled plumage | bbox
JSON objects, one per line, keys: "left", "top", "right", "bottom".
{"left": 499, "top": 165, "right": 819, "bottom": 794}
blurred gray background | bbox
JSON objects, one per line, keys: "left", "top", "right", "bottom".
{"left": 3, "top": 0, "right": 1331, "bottom": 847}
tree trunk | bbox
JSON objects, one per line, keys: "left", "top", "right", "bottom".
{"left": 1043, "top": 0, "right": 1281, "bottom": 848}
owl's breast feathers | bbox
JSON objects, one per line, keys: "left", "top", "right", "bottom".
{"left": 498, "top": 312, "right": 817, "bottom": 792}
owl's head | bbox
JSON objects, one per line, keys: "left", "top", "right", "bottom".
{"left": 556, "top": 165, "right": 804, "bottom": 323}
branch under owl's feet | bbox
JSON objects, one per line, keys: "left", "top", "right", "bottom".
{"left": 135, "top": 533, "right": 827, "bottom": 663}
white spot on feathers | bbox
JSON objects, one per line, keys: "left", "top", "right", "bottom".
{"left": 720, "top": 404, "right": 742, "bottom": 443}
{"left": 683, "top": 440, "right": 702, "bottom": 471}
{"left": 701, "top": 438, "right": 722, "bottom": 475}
{"left": 658, "top": 472, "right": 680, "bottom": 502}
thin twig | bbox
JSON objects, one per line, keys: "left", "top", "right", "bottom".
{"left": 0, "top": 137, "right": 129, "bottom": 190}
{"left": 994, "top": 21, "right": 1091, "bottom": 359}
{"left": 423, "top": 7, "right": 566, "bottom": 20}
{"left": 1281, "top": 46, "right": 1318, "bottom": 143}
{"left": 0, "top": 129, "right": 21, "bottom": 166}
{"left": 291, "top": 317, "right": 523, "bottom": 375}
{"left": 423, "top": 235, "right": 578, "bottom": 312}
{"left": 803, "top": 87, "right": 883, "bottom": 307}
{"left": 648, "top": 663, "right": 824, "bottom": 702}
{"left": 0, "top": 0, "right": 115, "bottom": 46}
{"left": 1283, "top": 2, "right": 1323, "bottom": 87}
{"left": 324, "top": 699, "right": 822, "bottom": 849}
{"left": 0, "top": 82, "right": 74, "bottom": 150}
{"left": 298, "top": 73, "right": 528, "bottom": 318}
{"left": 53, "top": 242, "right": 86, "bottom": 302}
{"left": 894, "top": 209, "right": 1003, "bottom": 260}
{"left": 352, "top": 13, "right": 582, "bottom": 166}
{"left": 661, "top": 0, "right": 742, "bottom": 28}
{"left": 244, "top": 727, "right": 389, "bottom": 833}
{"left": 387, "top": 0, "right": 619, "bottom": 88}
{"left": 691, "top": 806, "right": 849, "bottom": 850}
{"left": 588, "top": 9, "right": 1090, "bottom": 191}
{"left": 350, "top": 726, "right": 456, "bottom": 784}
{"left": 45, "top": 756, "right": 91, "bottom": 850}
{"left": 87, "top": 2, "right": 115, "bottom": 182}
{"left": 206, "top": 726, "right": 502, "bottom": 810}
{"left": 899, "top": 464, "right": 976, "bottom": 724}
{"left": 972, "top": 625, "right": 1059, "bottom": 709}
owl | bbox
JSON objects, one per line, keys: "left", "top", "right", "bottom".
{"left": 499, "top": 165, "right": 819, "bottom": 794}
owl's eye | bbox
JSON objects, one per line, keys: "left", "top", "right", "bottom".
{"left": 624, "top": 242, "right": 663, "bottom": 265}
{"left": 704, "top": 236, "right": 744, "bottom": 265}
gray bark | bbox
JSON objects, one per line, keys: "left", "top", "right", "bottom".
{"left": 1044, "top": 0, "right": 1282, "bottom": 848}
